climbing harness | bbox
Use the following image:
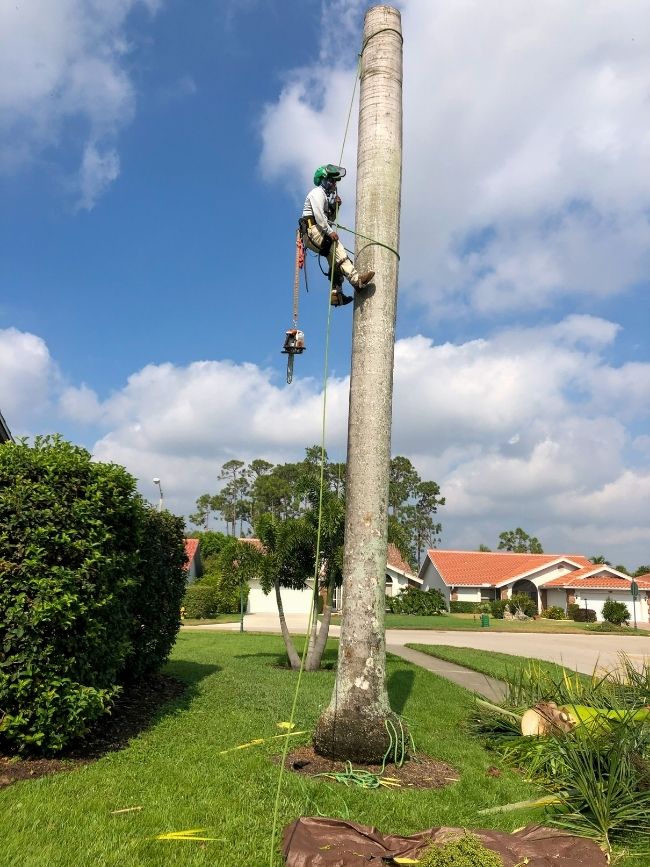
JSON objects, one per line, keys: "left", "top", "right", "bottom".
{"left": 281, "top": 231, "right": 307, "bottom": 384}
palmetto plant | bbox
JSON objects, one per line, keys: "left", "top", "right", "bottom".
{"left": 471, "top": 655, "right": 650, "bottom": 854}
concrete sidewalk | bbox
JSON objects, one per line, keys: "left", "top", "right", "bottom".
{"left": 387, "top": 643, "right": 506, "bottom": 701}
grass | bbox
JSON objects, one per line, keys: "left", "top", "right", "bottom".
{"left": 181, "top": 614, "right": 240, "bottom": 626}
{"left": 405, "top": 645, "right": 588, "bottom": 683}
{"left": 0, "top": 632, "right": 548, "bottom": 867}
{"left": 328, "top": 612, "right": 649, "bottom": 633}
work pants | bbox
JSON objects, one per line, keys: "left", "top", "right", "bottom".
{"left": 303, "top": 225, "right": 359, "bottom": 287}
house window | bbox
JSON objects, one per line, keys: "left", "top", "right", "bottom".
{"left": 480, "top": 588, "right": 497, "bottom": 602}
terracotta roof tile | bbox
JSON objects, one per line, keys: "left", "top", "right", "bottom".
{"left": 543, "top": 567, "right": 650, "bottom": 590}
{"left": 386, "top": 543, "right": 415, "bottom": 577}
{"left": 426, "top": 550, "right": 593, "bottom": 587}
{"left": 184, "top": 538, "right": 199, "bottom": 570}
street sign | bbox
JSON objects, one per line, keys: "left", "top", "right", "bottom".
{"left": 631, "top": 581, "right": 639, "bottom": 599}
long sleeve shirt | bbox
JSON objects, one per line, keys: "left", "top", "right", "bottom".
{"left": 302, "top": 186, "right": 335, "bottom": 235}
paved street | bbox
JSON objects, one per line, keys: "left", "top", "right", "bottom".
{"left": 183, "top": 612, "right": 649, "bottom": 675}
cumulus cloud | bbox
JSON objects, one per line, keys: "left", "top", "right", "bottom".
{"left": 260, "top": 0, "right": 650, "bottom": 318}
{"left": 3, "top": 319, "right": 648, "bottom": 564}
{"left": 0, "top": 0, "right": 159, "bottom": 207}
{"left": 0, "top": 328, "right": 57, "bottom": 423}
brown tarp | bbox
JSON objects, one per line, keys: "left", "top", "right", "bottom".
{"left": 282, "top": 817, "right": 608, "bottom": 866}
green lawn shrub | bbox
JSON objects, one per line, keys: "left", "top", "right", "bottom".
{"left": 567, "top": 602, "right": 580, "bottom": 620}
{"left": 541, "top": 606, "right": 565, "bottom": 620}
{"left": 508, "top": 593, "right": 536, "bottom": 617}
{"left": 573, "top": 608, "right": 597, "bottom": 623}
{"left": 388, "top": 586, "right": 446, "bottom": 615}
{"left": 449, "top": 601, "right": 478, "bottom": 613}
{"left": 0, "top": 436, "right": 186, "bottom": 754}
{"left": 602, "top": 598, "right": 630, "bottom": 626}
{"left": 489, "top": 599, "right": 508, "bottom": 619}
{"left": 122, "top": 508, "right": 187, "bottom": 681}
{"left": 182, "top": 584, "right": 218, "bottom": 619}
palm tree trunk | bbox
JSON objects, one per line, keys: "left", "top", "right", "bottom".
{"left": 306, "top": 579, "right": 334, "bottom": 671}
{"left": 274, "top": 578, "right": 301, "bottom": 670}
{"left": 312, "top": 6, "right": 403, "bottom": 763}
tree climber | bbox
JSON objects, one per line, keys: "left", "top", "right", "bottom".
{"left": 299, "top": 164, "right": 375, "bottom": 307}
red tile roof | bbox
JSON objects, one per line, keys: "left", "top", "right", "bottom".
{"left": 543, "top": 567, "right": 650, "bottom": 590}
{"left": 184, "top": 538, "right": 199, "bottom": 570}
{"left": 425, "top": 550, "right": 592, "bottom": 587}
{"left": 386, "top": 544, "right": 415, "bottom": 577}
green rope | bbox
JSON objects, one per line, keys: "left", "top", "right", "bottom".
{"left": 335, "top": 222, "right": 400, "bottom": 260}
{"left": 267, "top": 51, "right": 362, "bottom": 867}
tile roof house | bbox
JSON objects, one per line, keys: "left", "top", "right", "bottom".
{"left": 237, "top": 538, "right": 420, "bottom": 614}
{"left": 183, "top": 538, "right": 204, "bottom": 582}
{"left": 419, "top": 550, "right": 650, "bottom": 623}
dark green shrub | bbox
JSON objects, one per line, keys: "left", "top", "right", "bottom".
{"left": 0, "top": 437, "right": 139, "bottom": 753}
{"left": 567, "top": 602, "right": 580, "bottom": 620}
{"left": 490, "top": 599, "right": 508, "bottom": 619}
{"left": 602, "top": 598, "right": 630, "bottom": 626}
{"left": 187, "top": 530, "right": 229, "bottom": 560}
{"left": 541, "top": 606, "right": 565, "bottom": 620}
{"left": 388, "top": 586, "right": 446, "bottom": 615}
{"left": 122, "top": 508, "right": 187, "bottom": 681}
{"left": 508, "top": 593, "right": 536, "bottom": 617}
{"left": 449, "top": 601, "right": 478, "bottom": 614}
{"left": 182, "top": 584, "right": 218, "bottom": 619}
{"left": 0, "top": 436, "right": 186, "bottom": 754}
{"left": 573, "top": 608, "right": 597, "bottom": 623}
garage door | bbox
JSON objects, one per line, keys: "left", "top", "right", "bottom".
{"left": 581, "top": 592, "right": 647, "bottom": 623}
{"left": 247, "top": 583, "right": 313, "bottom": 615}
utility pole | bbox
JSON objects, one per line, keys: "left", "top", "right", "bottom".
{"left": 313, "top": 5, "right": 403, "bottom": 763}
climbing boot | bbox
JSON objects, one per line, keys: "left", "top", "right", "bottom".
{"left": 355, "top": 270, "right": 375, "bottom": 288}
{"left": 331, "top": 289, "right": 353, "bottom": 307}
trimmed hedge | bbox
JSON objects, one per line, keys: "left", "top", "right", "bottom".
{"left": 0, "top": 436, "right": 186, "bottom": 754}
{"left": 122, "top": 508, "right": 187, "bottom": 681}
{"left": 182, "top": 584, "right": 218, "bottom": 619}
{"left": 388, "top": 586, "right": 446, "bottom": 616}
{"left": 490, "top": 599, "right": 508, "bottom": 619}
{"left": 573, "top": 608, "right": 597, "bottom": 623}
{"left": 541, "top": 606, "right": 565, "bottom": 620}
{"left": 449, "top": 601, "right": 478, "bottom": 614}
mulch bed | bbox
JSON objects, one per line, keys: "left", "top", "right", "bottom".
{"left": 281, "top": 746, "right": 459, "bottom": 789}
{"left": 0, "top": 673, "right": 186, "bottom": 790}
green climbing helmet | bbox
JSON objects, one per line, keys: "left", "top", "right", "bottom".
{"left": 313, "top": 164, "right": 346, "bottom": 186}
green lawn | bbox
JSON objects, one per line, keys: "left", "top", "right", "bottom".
{"left": 0, "top": 632, "right": 546, "bottom": 867}
{"left": 407, "top": 644, "right": 587, "bottom": 682}
{"left": 327, "top": 613, "right": 649, "bottom": 634}
{"left": 181, "top": 614, "right": 240, "bottom": 626}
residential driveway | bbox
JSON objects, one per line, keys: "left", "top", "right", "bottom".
{"left": 184, "top": 613, "right": 648, "bottom": 675}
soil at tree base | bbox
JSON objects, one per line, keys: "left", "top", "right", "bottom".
{"left": 0, "top": 674, "right": 185, "bottom": 789}
{"left": 312, "top": 707, "right": 407, "bottom": 764}
{"left": 280, "top": 746, "right": 459, "bottom": 790}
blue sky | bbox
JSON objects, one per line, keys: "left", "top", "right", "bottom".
{"left": 1, "top": 0, "right": 649, "bottom": 568}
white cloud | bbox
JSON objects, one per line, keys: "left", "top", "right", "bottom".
{"left": 3, "top": 319, "right": 648, "bottom": 566}
{"left": 0, "top": 328, "right": 57, "bottom": 422}
{"left": 0, "top": 0, "right": 159, "bottom": 207}
{"left": 260, "top": 0, "right": 650, "bottom": 318}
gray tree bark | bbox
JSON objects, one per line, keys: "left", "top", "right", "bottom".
{"left": 313, "top": 5, "right": 403, "bottom": 763}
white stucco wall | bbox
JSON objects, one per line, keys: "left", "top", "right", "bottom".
{"left": 545, "top": 589, "right": 567, "bottom": 609}
{"left": 247, "top": 579, "right": 314, "bottom": 615}
{"left": 525, "top": 561, "right": 580, "bottom": 588}
{"left": 419, "top": 560, "right": 450, "bottom": 606}
{"left": 574, "top": 590, "right": 648, "bottom": 623}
